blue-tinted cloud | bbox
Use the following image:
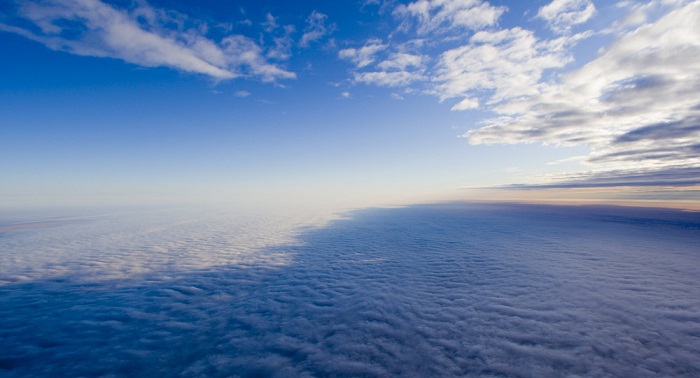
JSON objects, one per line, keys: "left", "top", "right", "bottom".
{"left": 501, "top": 166, "right": 700, "bottom": 189}
{"left": 2, "top": 204, "right": 700, "bottom": 376}
{"left": 299, "top": 11, "right": 335, "bottom": 48}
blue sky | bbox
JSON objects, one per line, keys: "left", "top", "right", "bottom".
{"left": 1, "top": 0, "right": 699, "bottom": 209}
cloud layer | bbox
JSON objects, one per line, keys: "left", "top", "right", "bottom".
{"left": 2, "top": 204, "right": 700, "bottom": 376}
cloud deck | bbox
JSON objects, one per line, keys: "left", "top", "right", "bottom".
{"left": 1, "top": 203, "right": 699, "bottom": 377}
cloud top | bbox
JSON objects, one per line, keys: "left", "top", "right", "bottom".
{"left": 2, "top": 204, "right": 700, "bottom": 376}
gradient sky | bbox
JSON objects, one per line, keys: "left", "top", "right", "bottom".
{"left": 1, "top": 0, "right": 699, "bottom": 209}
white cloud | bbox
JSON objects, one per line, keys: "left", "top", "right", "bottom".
{"left": 377, "top": 52, "right": 425, "bottom": 71}
{"left": 343, "top": 2, "right": 586, "bottom": 109}
{"left": 234, "top": 90, "right": 251, "bottom": 97}
{"left": 338, "top": 40, "right": 387, "bottom": 68}
{"left": 394, "top": 0, "right": 507, "bottom": 34}
{"left": 340, "top": 0, "right": 698, "bottom": 187}
{"left": 3, "top": 204, "right": 700, "bottom": 376}
{"left": 341, "top": 41, "right": 426, "bottom": 88}
{"left": 0, "top": 0, "right": 295, "bottom": 82}
{"left": 299, "top": 11, "right": 335, "bottom": 47}
{"left": 266, "top": 25, "right": 296, "bottom": 61}
{"left": 222, "top": 35, "right": 296, "bottom": 82}
{"left": 434, "top": 27, "right": 575, "bottom": 106}
{"left": 466, "top": 2, "right": 700, "bottom": 181}
{"left": 451, "top": 97, "right": 479, "bottom": 110}
{"left": 538, "top": 0, "right": 596, "bottom": 33}
{"left": 354, "top": 70, "right": 423, "bottom": 87}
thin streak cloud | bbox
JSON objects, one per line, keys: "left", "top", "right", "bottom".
{"left": 500, "top": 167, "right": 700, "bottom": 190}
{"left": 0, "top": 0, "right": 295, "bottom": 81}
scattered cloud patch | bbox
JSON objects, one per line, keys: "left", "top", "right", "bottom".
{"left": 265, "top": 24, "right": 296, "bottom": 61}
{"left": 221, "top": 35, "right": 295, "bottom": 82}
{"left": 257, "top": 12, "right": 297, "bottom": 62}
{"left": 451, "top": 97, "right": 479, "bottom": 111}
{"left": 299, "top": 11, "right": 335, "bottom": 47}
{"left": 435, "top": 27, "right": 575, "bottom": 107}
{"left": 394, "top": 0, "right": 507, "bottom": 34}
{"left": 377, "top": 52, "right": 425, "bottom": 71}
{"left": 353, "top": 70, "right": 424, "bottom": 87}
{"left": 537, "top": 0, "right": 596, "bottom": 33}
{"left": 338, "top": 39, "right": 386, "bottom": 68}
{"left": 262, "top": 13, "right": 278, "bottom": 32}
{"left": 340, "top": 39, "right": 427, "bottom": 89}
{"left": 234, "top": 90, "right": 251, "bottom": 97}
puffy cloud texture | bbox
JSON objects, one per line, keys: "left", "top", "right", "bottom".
{"left": 2, "top": 204, "right": 700, "bottom": 376}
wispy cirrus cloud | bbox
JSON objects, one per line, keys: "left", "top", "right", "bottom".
{"left": 353, "top": 69, "right": 425, "bottom": 87}
{"left": 299, "top": 11, "right": 335, "bottom": 48}
{"left": 394, "top": 0, "right": 506, "bottom": 34}
{"left": 502, "top": 166, "right": 700, "bottom": 189}
{"left": 260, "top": 12, "right": 297, "bottom": 62}
{"left": 433, "top": 27, "right": 581, "bottom": 108}
{"left": 339, "top": 39, "right": 427, "bottom": 88}
{"left": 0, "top": 0, "right": 295, "bottom": 82}
{"left": 338, "top": 39, "right": 386, "bottom": 68}
{"left": 537, "top": 0, "right": 596, "bottom": 33}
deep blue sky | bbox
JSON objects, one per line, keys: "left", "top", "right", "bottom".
{"left": 1, "top": 0, "right": 698, "bottom": 209}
